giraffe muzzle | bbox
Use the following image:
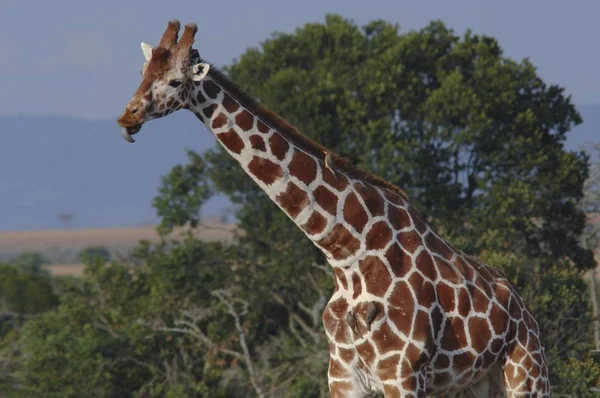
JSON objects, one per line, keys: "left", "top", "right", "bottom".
{"left": 117, "top": 107, "right": 145, "bottom": 143}
{"left": 121, "top": 124, "right": 142, "bottom": 143}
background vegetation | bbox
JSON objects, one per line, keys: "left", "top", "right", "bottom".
{"left": 1, "top": 15, "right": 599, "bottom": 397}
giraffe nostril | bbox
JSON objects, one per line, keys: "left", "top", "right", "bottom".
{"left": 131, "top": 108, "right": 139, "bottom": 115}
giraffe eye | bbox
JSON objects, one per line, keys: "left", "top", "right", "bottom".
{"left": 168, "top": 79, "right": 183, "bottom": 88}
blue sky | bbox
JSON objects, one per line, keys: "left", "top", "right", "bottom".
{"left": 2, "top": 1, "right": 600, "bottom": 120}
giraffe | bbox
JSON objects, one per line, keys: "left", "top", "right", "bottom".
{"left": 117, "top": 20, "right": 550, "bottom": 398}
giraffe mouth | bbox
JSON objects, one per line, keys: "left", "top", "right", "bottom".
{"left": 121, "top": 124, "right": 142, "bottom": 143}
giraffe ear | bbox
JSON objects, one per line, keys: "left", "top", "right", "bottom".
{"left": 141, "top": 42, "right": 154, "bottom": 61}
{"left": 191, "top": 63, "right": 210, "bottom": 81}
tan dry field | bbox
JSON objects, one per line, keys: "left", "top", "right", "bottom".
{"left": 1, "top": 219, "right": 237, "bottom": 277}
{"left": 0, "top": 219, "right": 236, "bottom": 252}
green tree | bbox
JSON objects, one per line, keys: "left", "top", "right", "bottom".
{"left": 153, "top": 149, "right": 213, "bottom": 236}
{"left": 0, "top": 264, "right": 58, "bottom": 322}
{"left": 12, "top": 239, "right": 242, "bottom": 397}
{"left": 78, "top": 246, "right": 111, "bottom": 263}
{"left": 8, "top": 252, "right": 50, "bottom": 276}
{"left": 0, "top": 264, "right": 58, "bottom": 395}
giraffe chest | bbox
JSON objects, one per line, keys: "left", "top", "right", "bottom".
{"left": 324, "top": 263, "right": 511, "bottom": 394}
{"left": 329, "top": 262, "right": 423, "bottom": 342}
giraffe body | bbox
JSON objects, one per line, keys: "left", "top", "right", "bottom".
{"left": 117, "top": 20, "right": 550, "bottom": 397}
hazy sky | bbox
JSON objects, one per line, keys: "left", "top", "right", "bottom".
{"left": 2, "top": 1, "right": 600, "bottom": 120}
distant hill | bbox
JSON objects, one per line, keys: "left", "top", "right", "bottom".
{"left": 0, "top": 219, "right": 236, "bottom": 264}
{"left": 0, "top": 104, "right": 598, "bottom": 231}
{"left": 1, "top": 112, "right": 229, "bottom": 230}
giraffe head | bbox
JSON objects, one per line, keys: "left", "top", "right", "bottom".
{"left": 117, "top": 20, "right": 210, "bottom": 142}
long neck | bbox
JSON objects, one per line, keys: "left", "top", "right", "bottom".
{"left": 188, "top": 75, "right": 411, "bottom": 268}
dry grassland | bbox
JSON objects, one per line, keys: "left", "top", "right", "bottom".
{"left": 1, "top": 219, "right": 237, "bottom": 277}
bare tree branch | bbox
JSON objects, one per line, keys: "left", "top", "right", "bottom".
{"left": 298, "top": 295, "right": 328, "bottom": 328}
{"left": 270, "top": 292, "right": 323, "bottom": 344}
{"left": 311, "top": 262, "right": 333, "bottom": 278}
{"left": 212, "top": 289, "right": 265, "bottom": 398}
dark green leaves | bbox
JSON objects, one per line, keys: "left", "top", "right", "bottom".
{"left": 153, "top": 150, "right": 212, "bottom": 236}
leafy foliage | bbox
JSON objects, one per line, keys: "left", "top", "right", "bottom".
{"left": 8, "top": 252, "right": 51, "bottom": 276}
{"left": 0, "top": 264, "right": 59, "bottom": 394}
{"left": 153, "top": 149, "right": 213, "bottom": 236}
{"left": 0, "top": 264, "right": 58, "bottom": 321}
{"left": 78, "top": 246, "right": 112, "bottom": 263}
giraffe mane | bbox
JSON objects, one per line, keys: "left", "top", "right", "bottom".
{"left": 202, "top": 61, "right": 411, "bottom": 203}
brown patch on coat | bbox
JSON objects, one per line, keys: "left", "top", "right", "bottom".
{"left": 247, "top": 157, "right": 283, "bottom": 185}
{"left": 408, "top": 272, "right": 436, "bottom": 309}
{"left": 456, "top": 286, "right": 472, "bottom": 318}
{"left": 371, "top": 323, "right": 405, "bottom": 354}
{"left": 222, "top": 93, "right": 240, "bottom": 113}
{"left": 316, "top": 224, "right": 361, "bottom": 261}
{"left": 354, "top": 183, "right": 385, "bottom": 217}
{"left": 323, "top": 298, "right": 351, "bottom": 344}
{"left": 397, "top": 229, "right": 422, "bottom": 254}
{"left": 339, "top": 347, "right": 355, "bottom": 363}
{"left": 385, "top": 243, "right": 413, "bottom": 278}
{"left": 276, "top": 182, "right": 309, "bottom": 218}
{"left": 202, "top": 79, "right": 221, "bottom": 99}
{"left": 434, "top": 353, "right": 450, "bottom": 369}
{"left": 328, "top": 358, "right": 350, "bottom": 378}
{"left": 424, "top": 232, "right": 454, "bottom": 260}
{"left": 355, "top": 340, "right": 376, "bottom": 366}
{"left": 415, "top": 250, "right": 438, "bottom": 281}
{"left": 472, "top": 287, "right": 491, "bottom": 313}
{"left": 377, "top": 354, "right": 400, "bottom": 381}
{"left": 365, "top": 221, "right": 393, "bottom": 250}
{"left": 411, "top": 309, "right": 433, "bottom": 343}
{"left": 202, "top": 103, "right": 218, "bottom": 119}
{"left": 441, "top": 317, "right": 468, "bottom": 352}
{"left": 211, "top": 112, "right": 227, "bottom": 130}
{"left": 388, "top": 281, "right": 415, "bottom": 336}
{"left": 436, "top": 282, "right": 456, "bottom": 314}
{"left": 268, "top": 133, "right": 289, "bottom": 160}
{"left": 468, "top": 317, "right": 492, "bottom": 353}
{"left": 343, "top": 192, "right": 368, "bottom": 233}
{"left": 351, "top": 272, "right": 362, "bottom": 299}
{"left": 490, "top": 303, "right": 508, "bottom": 335}
{"left": 301, "top": 211, "right": 327, "bottom": 235}
{"left": 217, "top": 129, "right": 245, "bottom": 154}
{"left": 408, "top": 207, "right": 428, "bottom": 234}
{"left": 256, "top": 120, "right": 269, "bottom": 133}
{"left": 289, "top": 150, "right": 318, "bottom": 185}
{"left": 359, "top": 256, "right": 392, "bottom": 297}
{"left": 313, "top": 186, "right": 338, "bottom": 215}
{"left": 388, "top": 205, "right": 412, "bottom": 231}
{"left": 249, "top": 135, "right": 266, "bottom": 151}
{"left": 196, "top": 90, "right": 207, "bottom": 104}
{"left": 322, "top": 166, "right": 349, "bottom": 191}
{"left": 453, "top": 351, "right": 476, "bottom": 373}
{"left": 235, "top": 110, "right": 254, "bottom": 131}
